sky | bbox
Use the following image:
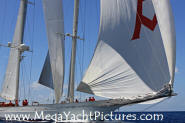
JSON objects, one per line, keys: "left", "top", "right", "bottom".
{"left": 0, "top": 0, "right": 185, "bottom": 111}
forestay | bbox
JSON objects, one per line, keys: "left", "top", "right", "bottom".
{"left": 77, "top": 0, "right": 176, "bottom": 99}
{"left": 41, "top": 0, "right": 65, "bottom": 103}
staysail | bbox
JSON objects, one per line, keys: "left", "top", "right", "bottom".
{"left": 39, "top": 52, "right": 54, "bottom": 89}
{"left": 41, "top": 0, "right": 65, "bottom": 103}
{"left": 77, "top": 0, "right": 176, "bottom": 99}
{"left": 0, "top": 0, "right": 27, "bottom": 100}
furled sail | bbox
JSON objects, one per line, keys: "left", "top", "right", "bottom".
{"left": 0, "top": 0, "right": 27, "bottom": 101}
{"left": 77, "top": 0, "right": 176, "bottom": 99}
{"left": 41, "top": 0, "right": 65, "bottom": 103}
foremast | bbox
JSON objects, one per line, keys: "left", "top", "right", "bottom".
{"left": 68, "top": 0, "right": 80, "bottom": 103}
{"left": 14, "top": 0, "right": 28, "bottom": 101}
{"left": 0, "top": 0, "right": 28, "bottom": 101}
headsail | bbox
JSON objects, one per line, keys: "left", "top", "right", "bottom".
{"left": 77, "top": 0, "right": 176, "bottom": 99}
{"left": 152, "top": 0, "right": 176, "bottom": 86}
{"left": 41, "top": 0, "right": 65, "bottom": 103}
{"left": 0, "top": 0, "right": 27, "bottom": 101}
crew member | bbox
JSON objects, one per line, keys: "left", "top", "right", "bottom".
{"left": 15, "top": 100, "right": 19, "bottom": 106}
{"left": 22, "top": 99, "right": 28, "bottom": 106}
{"left": 75, "top": 99, "right": 79, "bottom": 103}
{"left": 89, "top": 97, "right": 92, "bottom": 102}
{"left": 8, "top": 101, "right": 13, "bottom": 106}
{"left": 92, "top": 97, "right": 95, "bottom": 101}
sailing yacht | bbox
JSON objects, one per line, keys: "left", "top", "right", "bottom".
{"left": 0, "top": 0, "right": 176, "bottom": 121}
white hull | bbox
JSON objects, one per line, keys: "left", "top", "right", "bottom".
{"left": 0, "top": 100, "right": 119, "bottom": 121}
{"left": 0, "top": 91, "right": 173, "bottom": 121}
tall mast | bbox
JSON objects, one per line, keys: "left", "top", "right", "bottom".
{"left": 68, "top": 0, "right": 80, "bottom": 103}
{"left": 15, "top": 0, "right": 28, "bottom": 101}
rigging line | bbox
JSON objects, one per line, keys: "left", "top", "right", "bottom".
{"left": 75, "top": 46, "right": 80, "bottom": 99}
{"left": 76, "top": 0, "right": 86, "bottom": 97}
{"left": 22, "top": 1, "right": 30, "bottom": 100}
{"left": 94, "top": 0, "right": 100, "bottom": 50}
{"left": 25, "top": 5, "right": 33, "bottom": 44}
{"left": 23, "top": 57, "right": 30, "bottom": 99}
{"left": 9, "top": 0, "right": 19, "bottom": 43}
{"left": 28, "top": 0, "right": 35, "bottom": 102}
{"left": 65, "top": 39, "right": 70, "bottom": 99}
{"left": 85, "top": 2, "right": 90, "bottom": 62}
{"left": 76, "top": 23, "right": 85, "bottom": 98}
{"left": 82, "top": 0, "right": 86, "bottom": 78}
{"left": 82, "top": 1, "right": 87, "bottom": 86}
{"left": 64, "top": 37, "right": 71, "bottom": 99}
{"left": 81, "top": 2, "right": 88, "bottom": 76}
{"left": 63, "top": 36, "right": 71, "bottom": 100}
{"left": 76, "top": 43, "right": 83, "bottom": 85}
{"left": 79, "top": 0, "right": 87, "bottom": 101}
{"left": 76, "top": 33, "right": 83, "bottom": 78}
{"left": 0, "top": 0, "right": 6, "bottom": 45}
{"left": 95, "top": 0, "right": 100, "bottom": 28}
{"left": 1, "top": 0, "right": 7, "bottom": 45}
{"left": 142, "top": 97, "right": 171, "bottom": 111}
{"left": 78, "top": 0, "right": 85, "bottom": 81}
{"left": 63, "top": 3, "right": 72, "bottom": 90}
{"left": 20, "top": 59, "right": 26, "bottom": 100}
{"left": 78, "top": 1, "right": 83, "bottom": 79}
{"left": 63, "top": 0, "right": 72, "bottom": 87}
{"left": 91, "top": 0, "right": 101, "bottom": 68}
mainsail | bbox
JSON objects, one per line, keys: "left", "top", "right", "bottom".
{"left": 0, "top": 0, "right": 27, "bottom": 101}
{"left": 40, "top": 0, "right": 65, "bottom": 103}
{"left": 77, "top": 0, "right": 176, "bottom": 99}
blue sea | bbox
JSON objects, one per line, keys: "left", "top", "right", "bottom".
{"left": 111, "top": 111, "right": 185, "bottom": 123}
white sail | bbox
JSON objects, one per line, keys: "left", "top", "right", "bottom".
{"left": 0, "top": 0, "right": 27, "bottom": 101}
{"left": 42, "top": 0, "right": 65, "bottom": 103}
{"left": 39, "top": 52, "right": 54, "bottom": 89}
{"left": 0, "top": 48, "right": 20, "bottom": 101}
{"left": 77, "top": 0, "right": 176, "bottom": 99}
{"left": 152, "top": 0, "right": 176, "bottom": 86}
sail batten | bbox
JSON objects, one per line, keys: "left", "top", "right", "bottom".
{"left": 77, "top": 0, "right": 176, "bottom": 99}
{"left": 41, "top": 0, "right": 65, "bottom": 103}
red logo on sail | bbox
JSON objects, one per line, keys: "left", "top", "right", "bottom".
{"left": 132, "top": 0, "right": 157, "bottom": 40}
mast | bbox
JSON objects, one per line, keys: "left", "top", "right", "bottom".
{"left": 15, "top": 0, "right": 28, "bottom": 101}
{"left": 68, "top": 0, "right": 80, "bottom": 103}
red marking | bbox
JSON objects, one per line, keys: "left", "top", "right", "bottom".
{"left": 132, "top": 0, "right": 157, "bottom": 40}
